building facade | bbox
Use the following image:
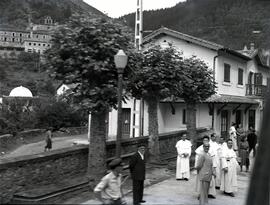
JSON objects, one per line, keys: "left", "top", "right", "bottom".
{"left": 0, "top": 16, "right": 56, "bottom": 58}
{"left": 106, "top": 27, "right": 270, "bottom": 140}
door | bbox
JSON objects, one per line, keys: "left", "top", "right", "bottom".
{"left": 248, "top": 109, "right": 256, "bottom": 130}
{"left": 235, "top": 110, "right": 242, "bottom": 126}
{"left": 254, "top": 73, "right": 263, "bottom": 95}
{"left": 248, "top": 72, "right": 253, "bottom": 95}
{"left": 221, "top": 110, "right": 229, "bottom": 140}
{"left": 122, "top": 108, "right": 131, "bottom": 139}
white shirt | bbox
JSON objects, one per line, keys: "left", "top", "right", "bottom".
{"left": 94, "top": 172, "right": 122, "bottom": 200}
{"left": 138, "top": 151, "right": 144, "bottom": 160}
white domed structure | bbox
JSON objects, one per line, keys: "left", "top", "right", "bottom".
{"left": 9, "top": 86, "right": 33, "bottom": 97}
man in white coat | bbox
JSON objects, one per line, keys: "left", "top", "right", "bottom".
{"left": 229, "top": 122, "right": 238, "bottom": 152}
{"left": 175, "top": 133, "right": 192, "bottom": 180}
{"left": 220, "top": 139, "right": 238, "bottom": 197}
{"left": 195, "top": 135, "right": 217, "bottom": 198}
{"left": 210, "top": 133, "right": 221, "bottom": 189}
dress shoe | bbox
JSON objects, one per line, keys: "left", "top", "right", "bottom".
{"left": 215, "top": 186, "right": 220, "bottom": 189}
{"left": 184, "top": 178, "right": 189, "bottom": 181}
{"left": 140, "top": 200, "right": 146, "bottom": 203}
{"left": 228, "top": 193, "right": 235, "bottom": 197}
{"left": 208, "top": 194, "right": 216, "bottom": 199}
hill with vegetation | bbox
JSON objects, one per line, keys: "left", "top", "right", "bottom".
{"left": 122, "top": 0, "right": 270, "bottom": 50}
{"left": 0, "top": 0, "right": 107, "bottom": 97}
{"left": 0, "top": 0, "right": 105, "bottom": 29}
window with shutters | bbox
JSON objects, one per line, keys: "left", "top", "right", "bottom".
{"left": 238, "top": 68, "right": 243, "bottom": 85}
{"left": 224, "top": 63, "right": 231, "bottom": 82}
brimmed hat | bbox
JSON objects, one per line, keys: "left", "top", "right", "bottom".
{"left": 137, "top": 143, "right": 146, "bottom": 148}
{"left": 108, "top": 158, "right": 123, "bottom": 169}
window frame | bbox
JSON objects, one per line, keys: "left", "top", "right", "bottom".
{"left": 224, "top": 63, "right": 231, "bottom": 83}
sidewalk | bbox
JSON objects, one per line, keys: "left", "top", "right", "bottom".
{"left": 80, "top": 165, "right": 250, "bottom": 205}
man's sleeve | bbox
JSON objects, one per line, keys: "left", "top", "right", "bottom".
{"left": 196, "top": 155, "right": 205, "bottom": 170}
{"left": 129, "top": 154, "right": 137, "bottom": 170}
{"left": 94, "top": 176, "right": 108, "bottom": 193}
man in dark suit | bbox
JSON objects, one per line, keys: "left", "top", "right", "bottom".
{"left": 129, "top": 144, "right": 146, "bottom": 205}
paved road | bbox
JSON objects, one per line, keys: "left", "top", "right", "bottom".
{"left": 1, "top": 134, "right": 88, "bottom": 159}
{"left": 81, "top": 171, "right": 250, "bottom": 205}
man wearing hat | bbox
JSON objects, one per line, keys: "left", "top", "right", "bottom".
{"left": 94, "top": 158, "right": 126, "bottom": 205}
{"left": 129, "top": 144, "right": 146, "bottom": 205}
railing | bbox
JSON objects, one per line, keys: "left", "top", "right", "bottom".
{"left": 246, "top": 84, "right": 268, "bottom": 97}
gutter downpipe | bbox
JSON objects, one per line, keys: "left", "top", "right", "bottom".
{"left": 212, "top": 53, "right": 219, "bottom": 130}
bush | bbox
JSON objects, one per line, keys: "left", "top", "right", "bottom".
{"left": 35, "top": 100, "right": 87, "bottom": 130}
{"left": 0, "top": 98, "right": 87, "bottom": 135}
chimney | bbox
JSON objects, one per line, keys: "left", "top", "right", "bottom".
{"left": 265, "top": 49, "right": 270, "bottom": 66}
{"left": 250, "top": 42, "right": 255, "bottom": 51}
{"left": 243, "top": 45, "right": 248, "bottom": 52}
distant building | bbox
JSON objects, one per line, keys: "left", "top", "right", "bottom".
{"left": 0, "top": 16, "right": 57, "bottom": 58}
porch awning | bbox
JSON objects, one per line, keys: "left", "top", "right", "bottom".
{"left": 206, "top": 94, "right": 260, "bottom": 104}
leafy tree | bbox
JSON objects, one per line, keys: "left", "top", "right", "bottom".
{"left": 45, "top": 17, "right": 133, "bottom": 179}
{"left": 127, "top": 45, "right": 185, "bottom": 163}
{"left": 179, "top": 56, "right": 216, "bottom": 143}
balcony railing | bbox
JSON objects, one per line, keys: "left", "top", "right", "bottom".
{"left": 246, "top": 84, "right": 268, "bottom": 97}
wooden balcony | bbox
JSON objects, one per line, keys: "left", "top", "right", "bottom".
{"left": 246, "top": 84, "right": 268, "bottom": 97}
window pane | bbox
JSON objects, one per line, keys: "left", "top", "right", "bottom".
{"left": 224, "top": 63, "right": 230, "bottom": 82}
{"left": 238, "top": 68, "right": 243, "bottom": 85}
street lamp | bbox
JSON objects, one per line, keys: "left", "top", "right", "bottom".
{"left": 114, "top": 49, "right": 128, "bottom": 158}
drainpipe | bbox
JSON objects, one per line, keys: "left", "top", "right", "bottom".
{"left": 212, "top": 54, "right": 219, "bottom": 130}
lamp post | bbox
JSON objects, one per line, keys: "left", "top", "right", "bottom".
{"left": 114, "top": 49, "right": 128, "bottom": 158}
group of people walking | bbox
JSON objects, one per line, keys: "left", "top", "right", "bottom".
{"left": 92, "top": 125, "right": 257, "bottom": 205}
{"left": 176, "top": 127, "right": 257, "bottom": 205}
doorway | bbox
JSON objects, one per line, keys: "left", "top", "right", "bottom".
{"left": 248, "top": 109, "right": 256, "bottom": 130}
{"left": 221, "top": 110, "right": 229, "bottom": 140}
{"left": 122, "top": 108, "right": 131, "bottom": 139}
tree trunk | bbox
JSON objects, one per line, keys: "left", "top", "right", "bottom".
{"left": 186, "top": 102, "right": 197, "bottom": 144}
{"left": 147, "top": 98, "right": 162, "bottom": 164}
{"left": 87, "top": 111, "right": 107, "bottom": 183}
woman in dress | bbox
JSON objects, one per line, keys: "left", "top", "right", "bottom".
{"left": 44, "top": 128, "right": 53, "bottom": 152}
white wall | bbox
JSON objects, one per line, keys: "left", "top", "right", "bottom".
{"left": 216, "top": 55, "right": 247, "bottom": 96}
{"left": 152, "top": 36, "right": 217, "bottom": 70}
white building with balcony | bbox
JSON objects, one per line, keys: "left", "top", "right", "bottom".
{"left": 139, "top": 27, "right": 270, "bottom": 139}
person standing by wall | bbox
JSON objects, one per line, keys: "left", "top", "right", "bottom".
{"left": 44, "top": 127, "right": 52, "bottom": 152}
{"left": 129, "top": 144, "right": 146, "bottom": 205}
{"left": 175, "top": 133, "right": 192, "bottom": 181}
{"left": 220, "top": 139, "right": 238, "bottom": 197}
{"left": 247, "top": 127, "right": 257, "bottom": 157}
{"left": 94, "top": 158, "right": 126, "bottom": 205}
{"left": 196, "top": 143, "right": 216, "bottom": 205}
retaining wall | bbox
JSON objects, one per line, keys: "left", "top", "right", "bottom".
{"left": 0, "top": 127, "right": 208, "bottom": 203}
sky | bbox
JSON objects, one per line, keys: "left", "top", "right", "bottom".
{"left": 84, "top": 0, "right": 185, "bottom": 18}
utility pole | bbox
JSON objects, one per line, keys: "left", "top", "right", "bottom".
{"left": 134, "top": 0, "right": 144, "bottom": 137}
{"left": 135, "top": 0, "right": 143, "bottom": 50}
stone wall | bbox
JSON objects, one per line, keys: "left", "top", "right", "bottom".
{"left": 0, "top": 127, "right": 208, "bottom": 204}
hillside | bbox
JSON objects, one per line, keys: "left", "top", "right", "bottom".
{"left": 0, "top": 0, "right": 106, "bottom": 29}
{"left": 122, "top": 0, "right": 270, "bottom": 50}
{"left": 0, "top": 0, "right": 107, "bottom": 96}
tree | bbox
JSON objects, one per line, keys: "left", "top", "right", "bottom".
{"left": 127, "top": 45, "right": 184, "bottom": 163}
{"left": 179, "top": 56, "right": 216, "bottom": 143}
{"left": 45, "top": 16, "right": 133, "bottom": 180}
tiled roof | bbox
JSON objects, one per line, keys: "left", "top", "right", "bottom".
{"left": 143, "top": 27, "right": 224, "bottom": 51}
{"left": 206, "top": 94, "right": 259, "bottom": 104}
{"left": 161, "top": 94, "right": 259, "bottom": 104}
